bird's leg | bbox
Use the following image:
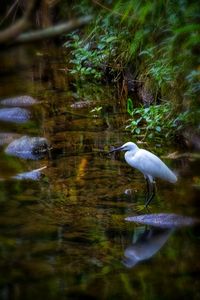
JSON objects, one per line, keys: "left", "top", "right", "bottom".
{"left": 145, "top": 180, "right": 156, "bottom": 207}
{"left": 145, "top": 177, "right": 151, "bottom": 199}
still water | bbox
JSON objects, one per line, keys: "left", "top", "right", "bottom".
{"left": 0, "top": 45, "right": 199, "bottom": 300}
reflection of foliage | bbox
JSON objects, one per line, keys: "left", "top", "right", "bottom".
{"left": 72, "top": 82, "right": 116, "bottom": 102}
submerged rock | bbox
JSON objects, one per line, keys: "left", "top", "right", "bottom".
{"left": 5, "top": 136, "right": 49, "bottom": 160}
{"left": 70, "top": 100, "right": 93, "bottom": 109}
{"left": 0, "top": 107, "right": 30, "bottom": 123}
{"left": 125, "top": 213, "right": 198, "bottom": 229}
{"left": 12, "top": 166, "right": 47, "bottom": 180}
{"left": 0, "top": 95, "right": 37, "bottom": 107}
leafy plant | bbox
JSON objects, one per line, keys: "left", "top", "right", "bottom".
{"left": 63, "top": 24, "right": 130, "bottom": 81}
{"left": 90, "top": 106, "right": 103, "bottom": 117}
{"left": 126, "top": 98, "right": 190, "bottom": 139}
{"left": 63, "top": 0, "right": 199, "bottom": 132}
{"left": 64, "top": 34, "right": 103, "bottom": 79}
{"left": 148, "top": 60, "right": 177, "bottom": 88}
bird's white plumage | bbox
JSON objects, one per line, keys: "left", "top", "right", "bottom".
{"left": 125, "top": 148, "right": 177, "bottom": 183}
{"left": 110, "top": 141, "right": 177, "bottom": 206}
{"left": 119, "top": 142, "right": 177, "bottom": 183}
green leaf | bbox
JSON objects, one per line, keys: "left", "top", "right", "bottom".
{"left": 127, "top": 98, "right": 134, "bottom": 115}
{"left": 148, "top": 133, "right": 153, "bottom": 139}
{"left": 131, "top": 120, "right": 137, "bottom": 126}
{"left": 174, "top": 24, "right": 200, "bottom": 34}
{"left": 135, "top": 128, "right": 141, "bottom": 134}
{"left": 105, "top": 36, "right": 118, "bottom": 43}
{"left": 156, "top": 126, "right": 161, "bottom": 132}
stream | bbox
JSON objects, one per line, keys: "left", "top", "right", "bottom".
{"left": 0, "top": 45, "right": 199, "bottom": 300}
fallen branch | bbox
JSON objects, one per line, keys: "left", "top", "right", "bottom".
{"left": 15, "top": 15, "right": 92, "bottom": 44}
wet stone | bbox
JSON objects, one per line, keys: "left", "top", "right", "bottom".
{"left": 70, "top": 100, "right": 93, "bottom": 109}
{"left": 12, "top": 166, "right": 47, "bottom": 180}
{"left": 0, "top": 95, "right": 37, "bottom": 107}
{"left": 125, "top": 213, "right": 198, "bottom": 229}
{"left": 0, "top": 107, "right": 30, "bottom": 123}
{"left": 5, "top": 136, "right": 49, "bottom": 160}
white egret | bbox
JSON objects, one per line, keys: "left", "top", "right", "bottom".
{"left": 109, "top": 142, "right": 177, "bottom": 206}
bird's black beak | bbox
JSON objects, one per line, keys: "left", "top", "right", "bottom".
{"left": 108, "top": 146, "right": 123, "bottom": 154}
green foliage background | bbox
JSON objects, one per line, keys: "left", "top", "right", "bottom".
{"left": 63, "top": 0, "right": 200, "bottom": 141}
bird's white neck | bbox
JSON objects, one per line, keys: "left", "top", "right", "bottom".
{"left": 124, "top": 147, "right": 139, "bottom": 160}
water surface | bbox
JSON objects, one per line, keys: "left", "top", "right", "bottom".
{"left": 0, "top": 45, "right": 199, "bottom": 300}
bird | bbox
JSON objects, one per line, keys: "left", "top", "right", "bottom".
{"left": 109, "top": 142, "right": 177, "bottom": 206}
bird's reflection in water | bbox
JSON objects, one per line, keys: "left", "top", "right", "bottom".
{"left": 123, "top": 226, "right": 172, "bottom": 268}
